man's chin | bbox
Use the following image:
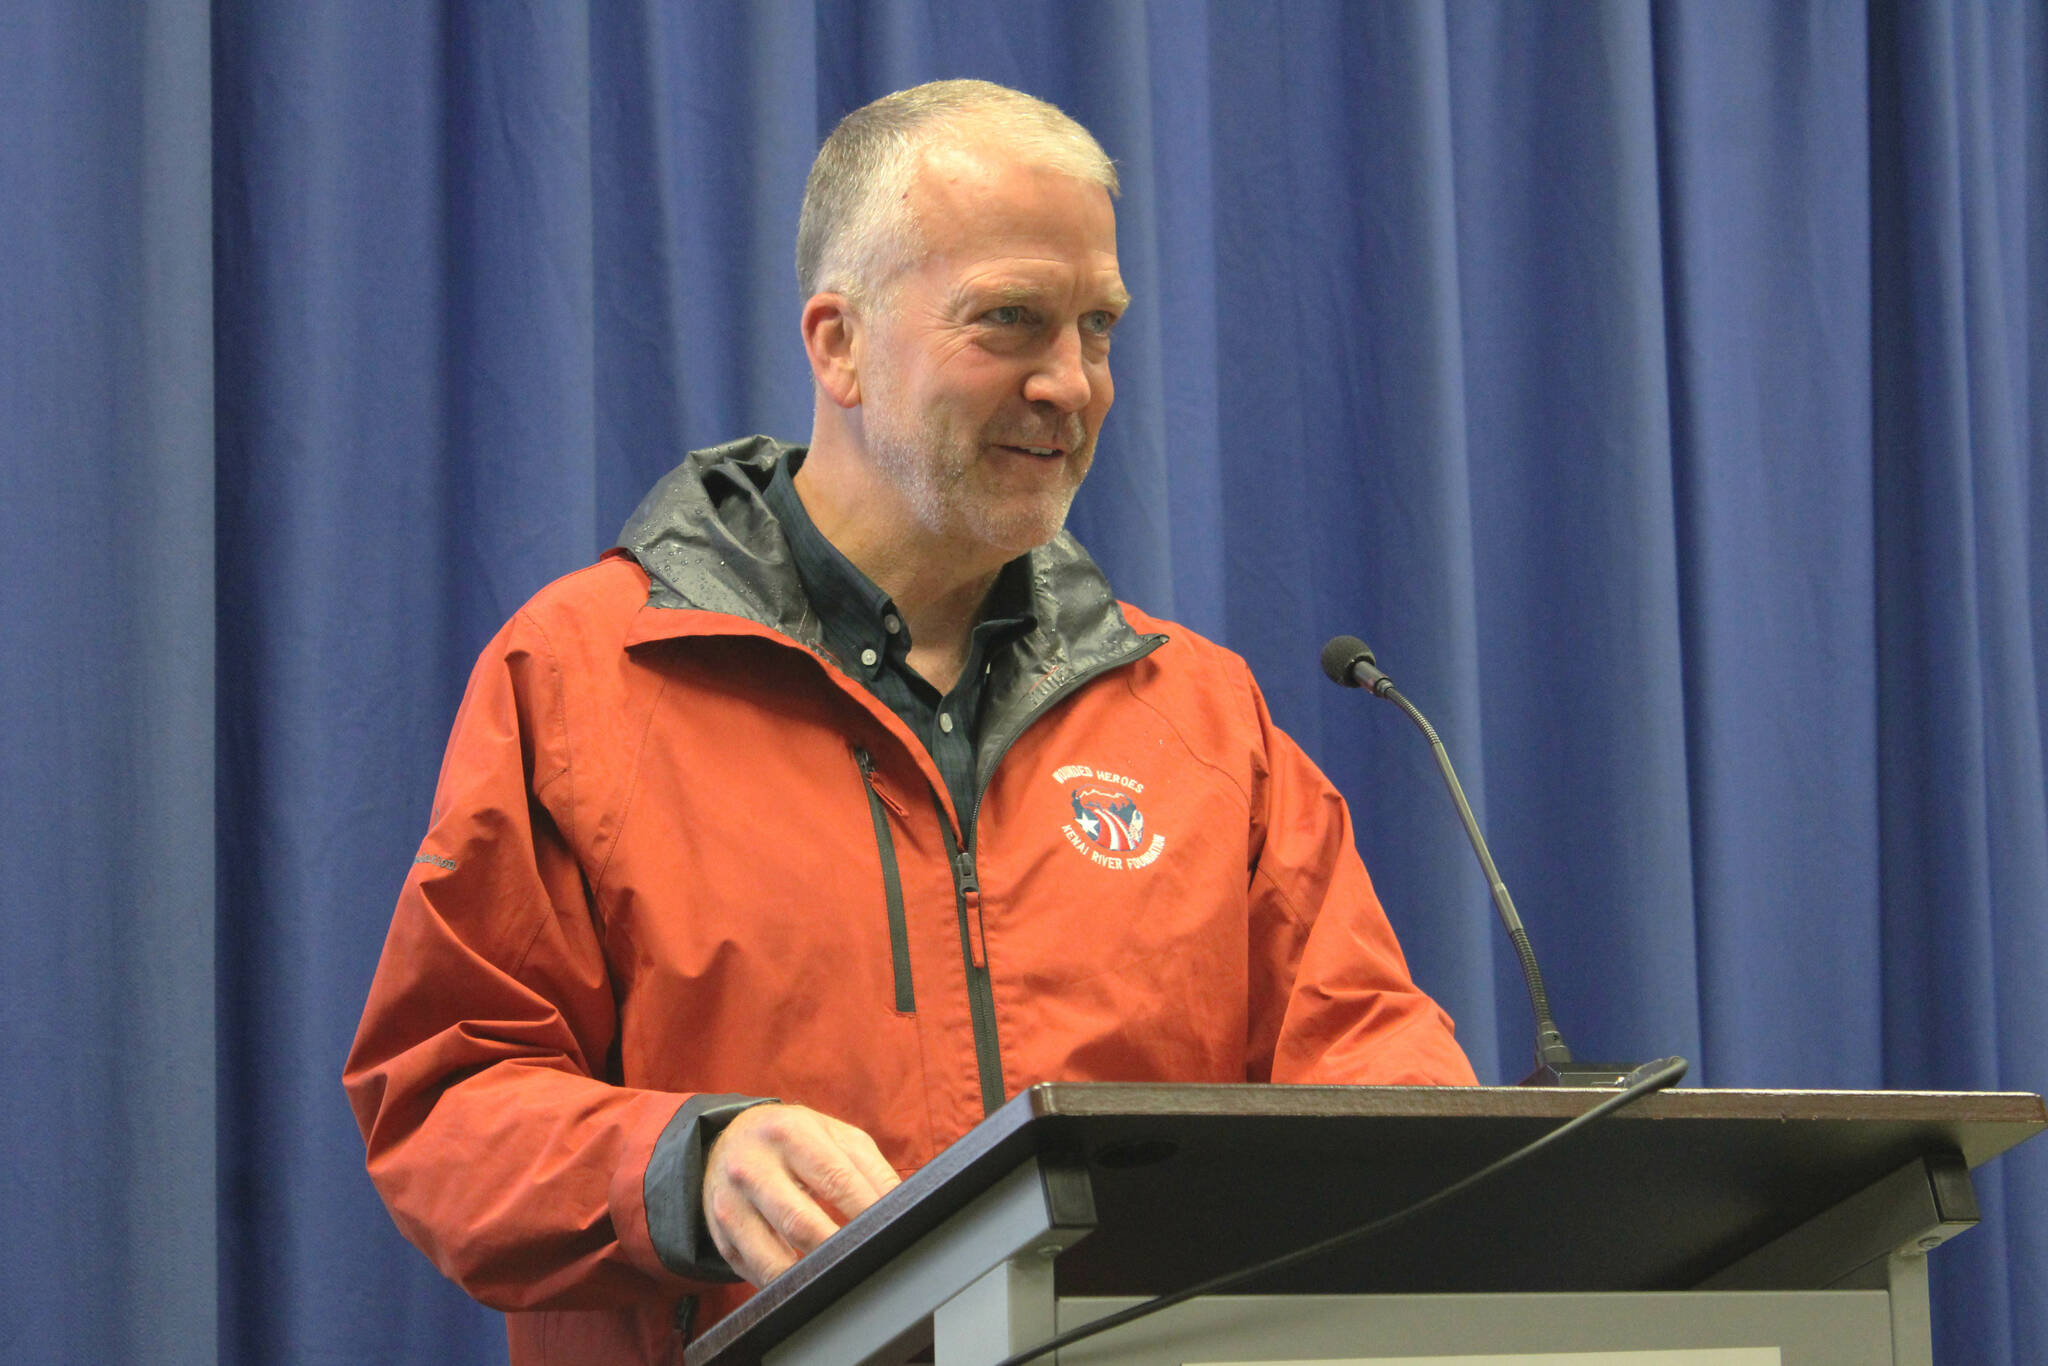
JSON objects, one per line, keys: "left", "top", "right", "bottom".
{"left": 970, "top": 498, "right": 1077, "bottom": 561}
{"left": 984, "top": 453, "right": 1089, "bottom": 545}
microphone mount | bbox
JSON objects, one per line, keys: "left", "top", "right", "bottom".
{"left": 1322, "top": 635, "right": 1644, "bottom": 1086}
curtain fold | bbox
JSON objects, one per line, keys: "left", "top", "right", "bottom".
{"left": 1, "top": 2, "right": 217, "bottom": 1362}
{"left": 2, "top": 3, "right": 2041, "bottom": 1361}
{"left": 1868, "top": 5, "right": 2047, "bottom": 1358}
{"left": 1654, "top": 0, "right": 1885, "bottom": 1090}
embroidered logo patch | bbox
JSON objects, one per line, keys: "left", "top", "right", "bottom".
{"left": 1053, "top": 764, "right": 1167, "bottom": 871}
{"left": 1071, "top": 786, "right": 1143, "bottom": 850}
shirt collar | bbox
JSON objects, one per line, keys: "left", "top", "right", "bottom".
{"left": 761, "top": 450, "right": 1038, "bottom": 682}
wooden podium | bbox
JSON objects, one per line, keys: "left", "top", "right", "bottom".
{"left": 687, "top": 1084, "right": 2045, "bottom": 1366}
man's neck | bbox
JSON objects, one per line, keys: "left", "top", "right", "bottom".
{"left": 793, "top": 449, "right": 1004, "bottom": 694}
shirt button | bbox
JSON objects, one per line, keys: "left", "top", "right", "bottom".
{"left": 860, "top": 648, "right": 878, "bottom": 668}
{"left": 883, "top": 614, "right": 901, "bottom": 635}
{"left": 939, "top": 712, "right": 954, "bottom": 734}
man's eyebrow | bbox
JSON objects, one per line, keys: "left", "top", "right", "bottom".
{"left": 972, "top": 281, "right": 1132, "bottom": 312}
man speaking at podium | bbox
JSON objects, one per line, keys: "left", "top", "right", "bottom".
{"left": 347, "top": 80, "right": 1475, "bottom": 1362}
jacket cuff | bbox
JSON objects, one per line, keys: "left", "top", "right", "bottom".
{"left": 644, "top": 1094, "right": 780, "bottom": 1280}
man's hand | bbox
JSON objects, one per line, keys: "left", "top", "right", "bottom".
{"left": 702, "top": 1103, "right": 901, "bottom": 1287}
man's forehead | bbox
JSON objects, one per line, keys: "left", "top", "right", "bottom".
{"left": 909, "top": 136, "right": 1113, "bottom": 222}
{"left": 917, "top": 133, "right": 1047, "bottom": 183}
{"left": 905, "top": 145, "right": 1121, "bottom": 285}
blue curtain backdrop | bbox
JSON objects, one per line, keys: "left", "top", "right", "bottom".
{"left": 3, "top": 1, "right": 2042, "bottom": 1361}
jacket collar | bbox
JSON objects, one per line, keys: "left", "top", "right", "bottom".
{"left": 614, "top": 437, "right": 1167, "bottom": 786}
{"left": 614, "top": 436, "right": 1154, "bottom": 670}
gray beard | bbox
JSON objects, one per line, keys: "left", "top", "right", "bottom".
{"left": 861, "top": 400, "right": 1086, "bottom": 557}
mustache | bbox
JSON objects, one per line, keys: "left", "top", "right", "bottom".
{"left": 987, "top": 417, "right": 1088, "bottom": 452}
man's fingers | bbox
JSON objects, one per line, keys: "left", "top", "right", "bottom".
{"left": 704, "top": 1181, "right": 800, "bottom": 1286}
{"left": 743, "top": 1108, "right": 893, "bottom": 1222}
{"left": 714, "top": 1126, "right": 843, "bottom": 1250}
{"left": 701, "top": 1104, "right": 904, "bottom": 1286}
{"left": 737, "top": 1158, "right": 844, "bottom": 1253}
{"left": 778, "top": 1138, "right": 883, "bottom": 1222}
{"left": 703, "top": 1105, "right": 876, "bottom": 1283}
{"left": 825, "top": 1117, "right": 903, "bottom": 1203}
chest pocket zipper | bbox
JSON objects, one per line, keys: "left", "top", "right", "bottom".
{"left": 853, "top": 746, "right": 915, "bottom": 1013}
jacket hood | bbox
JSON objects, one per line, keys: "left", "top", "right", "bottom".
{"left": 617, "top": 435, "right": 1150, "bottom": 657}
{"left": 615, "top": 436, "right": 816, "bottom": 637}
{"left": 614, "top": 435, "right": 1164, "bottom": 778}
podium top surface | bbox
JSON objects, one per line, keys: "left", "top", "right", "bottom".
{"left": 689, "top": 1083, "right": 2045, "bottom": 1364}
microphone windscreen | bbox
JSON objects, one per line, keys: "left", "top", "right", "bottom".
{"left": 1321, "top": 635, "right": 1374, "bottom": 687}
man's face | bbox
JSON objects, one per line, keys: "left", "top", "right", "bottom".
{"left": 851, "top": 140, "right": 1127, "bottom": 565}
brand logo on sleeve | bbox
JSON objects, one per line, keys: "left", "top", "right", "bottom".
{"left": 1053, "top": 764, "right": 1167, "bottom": 871}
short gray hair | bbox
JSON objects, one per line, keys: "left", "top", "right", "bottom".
{"left": 796, "top": 80, "right": 1119, "bottom": 304}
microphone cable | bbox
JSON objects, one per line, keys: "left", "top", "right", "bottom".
{"left": 987, "top": 1055, "right": 1688, "bottom": 1366}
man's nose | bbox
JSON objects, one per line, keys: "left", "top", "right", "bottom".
{"left": 1022, "top": 327, "right": 1095, "bottom": 412}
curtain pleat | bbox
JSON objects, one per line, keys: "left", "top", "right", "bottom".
{"left": 1, "top": 1, "right": 217, "bottom": 1362}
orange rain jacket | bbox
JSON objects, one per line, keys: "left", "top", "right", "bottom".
{"left": 345, "top": 439, "right": 1475, "bottom": 1364}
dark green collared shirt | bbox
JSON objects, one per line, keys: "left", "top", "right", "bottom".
{"left": 762, "top": 451, "right": 1036, "bottom": 838}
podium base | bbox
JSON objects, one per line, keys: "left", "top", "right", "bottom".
{"left": 1519, "top": 1060, "right": 1645, "bottom": 1086}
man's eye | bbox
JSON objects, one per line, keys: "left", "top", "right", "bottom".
{"left": 985, "top": 305, "right": 1027, "bottom": 325}
{"left": 1082, "top": 311, "right": 1118, "bottom": 336}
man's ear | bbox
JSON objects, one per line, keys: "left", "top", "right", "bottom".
{"left": 801, "top": 294, "right": 862, "bottom": 409}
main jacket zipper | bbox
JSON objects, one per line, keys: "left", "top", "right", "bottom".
{"left": 936, "top": 817, "right": 1004, "bottom": 1116}
{"left": 854, "top": 746, "right": 915, "bottom": 1013}
{"left": 944, "top": 636, "right": 1168, "bottom": 1117}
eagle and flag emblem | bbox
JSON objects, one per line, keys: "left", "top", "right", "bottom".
{"left": 1071, "top": 786, "right": 1144, "bottom": 851}
{"left": 1053, "top": 764, "right": 1168, "bottom": 870}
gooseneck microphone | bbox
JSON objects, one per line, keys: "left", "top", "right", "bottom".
{"left": 1322, "top": 635, "right": 1638, "bottom": 1086}
{"left": 1319, "top": 635, "right": 1394, "bottom": 696}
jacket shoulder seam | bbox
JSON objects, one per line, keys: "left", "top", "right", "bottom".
{"left": 1250, "top": 858, "right": 1316, "bottom": 930}
{"left": 589, "top": 665, "right": 672, "bottom": 907}
{"left": 515, "top": 606, "right": 574, "bottom": 814}
{"left": 504, "top": 606, "right": 579, "bottom": 981}
{"left": 1110, "top": 647, "right": 1257, "bottom": 812}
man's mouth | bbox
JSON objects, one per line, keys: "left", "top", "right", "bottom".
{"left": 997, "top": 443, "right": 1066, "bottom": 459}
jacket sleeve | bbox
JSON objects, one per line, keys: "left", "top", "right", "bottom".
{"left": 344, "top": 607, "right": 724, "bottom": 1310}
{"left": 1241, "top": 670, "right": 1479, "bottom": 1087}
